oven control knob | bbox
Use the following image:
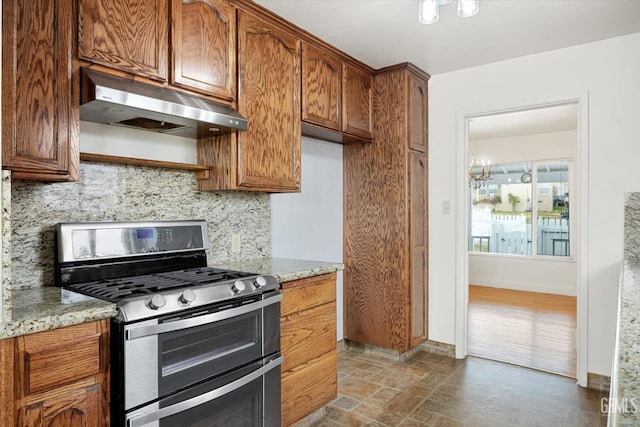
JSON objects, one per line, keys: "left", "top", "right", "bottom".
{"left": 179, "top": 289, "right": 196, "bottom": 305}
{"left": 254, "top": 276, "right": 267, "bottom": 288}
{"left": 231, "top": 280, "right": 246, "bottom": 294}
{"left": 149, "top": 294, "right": 166, "bottom": 310}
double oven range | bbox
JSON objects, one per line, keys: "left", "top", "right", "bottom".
{"left": 54, "top": 220, "right": 282, "bottom": 427}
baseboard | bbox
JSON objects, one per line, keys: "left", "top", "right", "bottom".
{"left": 587, "top": 372, "right": 611, "bottom": 392}
{"left": 468, "top": 280, "right": 577, "bottom": 297}
{"left": 418, "top": 340, "right": 456, "bottom": 358}
{"left": 340, "top": 339, "right": 456, "bottom": 361}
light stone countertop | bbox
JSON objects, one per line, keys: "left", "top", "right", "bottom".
{"left": 0, "top": 257, "right": 341, "bottom": 341}
{"left": 609, "top": 193, "right": 640, "bottom": 426}
{"left": 211, "top": 257, "right": 344, "bottom": 283}
{"left": 0, "top": 287, "right": 117, "bottom": 340}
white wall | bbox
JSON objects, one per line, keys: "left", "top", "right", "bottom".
{"left": 271, "top": 137, "right": 344, "bottom": 340}
{"left": 80, "top": 121, "right": 197, "bottom": 163}
{"left": 469, "top": 255, "right": 576, "bottom": 296}
{"left": 471, "top": 130, "right": 576, "bottom": 164}
{"left": 429, "top": 32, "right": 640, "bottom": 376}
{"left": 470, "top": 129, "right": 577, "bottom": 296}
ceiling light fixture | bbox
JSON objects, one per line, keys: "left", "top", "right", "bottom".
{"left": 419, "top": 0, "right": 479, "bottom": 24}
{"left": 469, "top": 155, "right": 493, "bottom": 189}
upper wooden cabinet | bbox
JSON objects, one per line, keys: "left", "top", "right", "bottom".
{"left": 408, "top": 72, "right": 428, "bottom": 152}
{"left": 301, "top": 42, "right": 373, "bottom": 143}
{"left": 237, "top": 11, "right": 301, "bottom": 191}
{"left": 301, "top": 42, "right": 342, "bottom": 131}
{"left": 78, "top": 0, "right": 169, "bottom": 81}
{"left": 198, "top": 11, "right": 302, "bottom": 192}
{"left": 342, "top": 62, "right": 373, "bottom": 140}
{"left": 171, "top": 0, "right": 236, "bottom": 100}
{"left": 2, "top": 0, "right": 80, "bottom": 181}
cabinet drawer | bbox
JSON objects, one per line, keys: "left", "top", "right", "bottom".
{"left": 19, "top": 323, "right": 102, "bottom": 395}
{"left": 282, "top": 351, "right": 337, "bottom": 426}
{"left": 281, "top": 273, "right": 336, "bottom": 316}
{"left": 281, "top": 302, "right": 336, "bottom": 373}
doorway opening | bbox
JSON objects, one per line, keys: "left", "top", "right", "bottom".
{"left": 465, "top": 103, "right": 579, "bottom": 378}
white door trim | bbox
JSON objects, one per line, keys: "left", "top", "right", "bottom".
{"left": 454, "top": 92, "right": 589, "bottom": 387}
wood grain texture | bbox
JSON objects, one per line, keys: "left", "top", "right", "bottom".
{"left": 25, "top": 335, "right": 101, "bottom": 394}
{"left": 171, "top": 0, "right": 236, "bottom": 100}
{"left": 0, "top": 338, "right": 15, "bottom": 427}
{"left": 236, "top": 11, "right": 301, "bottom": 191}
{"left": 301, "top": 42, "right": 341, "bottom": 130}
{"left": 15, "top": 320, "right": 109, "bottom": 427}
{"left": 344, "top": 65, "right": 429, "bottom": 352}
{"left": 280, "top": 273, "right": 337, "bottom": 425}
{"left": 408, "top": 73, "right": 428, "bottom": 153}
{"left": 281, "top": 351, "right": 337, "bottom": 427}
{"left": 2, "top": 0, "right": 80, "bottom": 181}
{"left": 80, "top": 152, "right": 212, "bottom": 171}
{"left": 342, "top": 62, "right": 373, "bottom": 139}
{"left": 78, "top": 0, "right": 168, "bottom": 81}
{"left": 281, "top": 302, "right": 337, "bottom": 373}
{"left": 281, "top": 272, "right": 337, "bottom": 315}
{"left": 468, "top": 285, "right": 577, "bottom": 378}
{"left": 23, "top": 384, "right": 100, "bottom": 427}
{"left": 410, "top": 152, "right": 428, "bottom": 347}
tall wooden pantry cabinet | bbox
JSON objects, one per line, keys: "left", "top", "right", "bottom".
{"left": 344, "top": 63, "right": 429, "bottom": 353}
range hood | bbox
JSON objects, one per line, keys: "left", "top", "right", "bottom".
{"left": 80, "top": 68, "right": 248, "bottom": 138}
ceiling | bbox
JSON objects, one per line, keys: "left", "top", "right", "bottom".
{"left": 255, "top": 0, "right": 640, "bottom": 75}
{"left": 468, "top": 103, "right": 578, "bottom": 140}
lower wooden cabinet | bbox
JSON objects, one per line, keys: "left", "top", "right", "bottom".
{"left": 0, "top": 319, "right": 110, "bottom": 427}
{"left": 280, "top": 273, "right": 337, "bottom": 426}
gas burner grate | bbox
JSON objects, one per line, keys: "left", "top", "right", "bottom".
{"left": 67, "top": 267, "right": 256, "bottom": 303}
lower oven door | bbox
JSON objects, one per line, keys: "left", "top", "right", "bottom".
{"left": 120, "top": 291, "right": 281, "bottom": 411}
{"left": 126, "top": 355, "right": 283, "bottom": 427}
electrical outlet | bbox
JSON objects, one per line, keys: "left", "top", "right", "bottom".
{"left": 231, "top": 234, "right": 241, "bottom": 253}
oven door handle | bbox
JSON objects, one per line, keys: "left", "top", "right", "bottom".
{"left": 126, "top": 355, "right": 283, "bottom": 427}
{"left": 125, "top": 294, "right": 282, "bottom": 340}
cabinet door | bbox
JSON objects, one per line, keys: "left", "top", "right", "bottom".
{"left": 237, "top": 12, "right": 301, "bottom": 191}
{"left": 23, "top": 384, "right": 101, "bottom": 427}
{"left": 0, "top": 339, "right": 14, "bottom": 426}
{"left": 342, "top": 63, "right": 373, "bottom": 139}
{"left": 301, "top": 42, "right": 341, "bottom": 130}
{"left": 409, "top": 152, "right": 428, "bottom": 347}
{"left": 408, "top": 73, "right": 428, "bottom": 153}
{"left": 78, "top": 0, "right": 168, "bottom": 81}
{"left": 171, "top": 0, "right": 236, "bottom": 100}
{"left": 281, "top": 351, "right": 337, "bottom": 427}
{"left": 2, "top": 0, "right": 79, "bottom": 181}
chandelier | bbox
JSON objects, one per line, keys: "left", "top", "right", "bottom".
{"left": 469, "top": 156, "right": 493, "bottom": 189}
{"left": 419, "top": 0, "right": 479, "bottom": 24}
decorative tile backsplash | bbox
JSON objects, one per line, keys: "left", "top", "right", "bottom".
{"left": 10, "top": 162, "right": 271, "bottom": 289}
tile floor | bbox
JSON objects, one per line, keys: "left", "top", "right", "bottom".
{"left": 311, "top": 347, "right": 608, "bottom": 426}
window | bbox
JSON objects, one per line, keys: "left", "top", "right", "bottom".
{"left": 470, "top": 161, "right": 570, "bottom": 257}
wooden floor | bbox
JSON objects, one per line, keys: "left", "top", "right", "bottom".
{"left": 468, "top": 285, "right": 577, "bottom": 378}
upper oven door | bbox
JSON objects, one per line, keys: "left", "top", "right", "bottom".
{"left": 122, "top": 291, "right": 281, "bottom": 410}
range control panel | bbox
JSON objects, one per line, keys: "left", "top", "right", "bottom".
{"left": 56, "top": 220, "right": 209, "bottom": 263}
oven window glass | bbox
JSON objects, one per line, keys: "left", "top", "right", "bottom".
{"left": 160, "top": 362, "right": 262, "bottom": 427}
{"left": 158, "top": 309, "right": 262, "bottom": 395}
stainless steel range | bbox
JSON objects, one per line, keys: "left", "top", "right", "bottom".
{"left": 54, "top": 220, "right": 282, "bottom": 427}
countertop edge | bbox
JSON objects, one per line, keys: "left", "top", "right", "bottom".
{"left": 272, "top": 263, "right": 344, "bottom": 283}
{"left": 211, "top": 257, "right": 344, "bottom": 284}
{"left": 609, "top": 259, "right": 640, "bottom": 426}
{"left": 0, "top": 304, "right": 117, "bottom": 340}
{"left": 0, "top": 258, "right": 343, "bottom": 341}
